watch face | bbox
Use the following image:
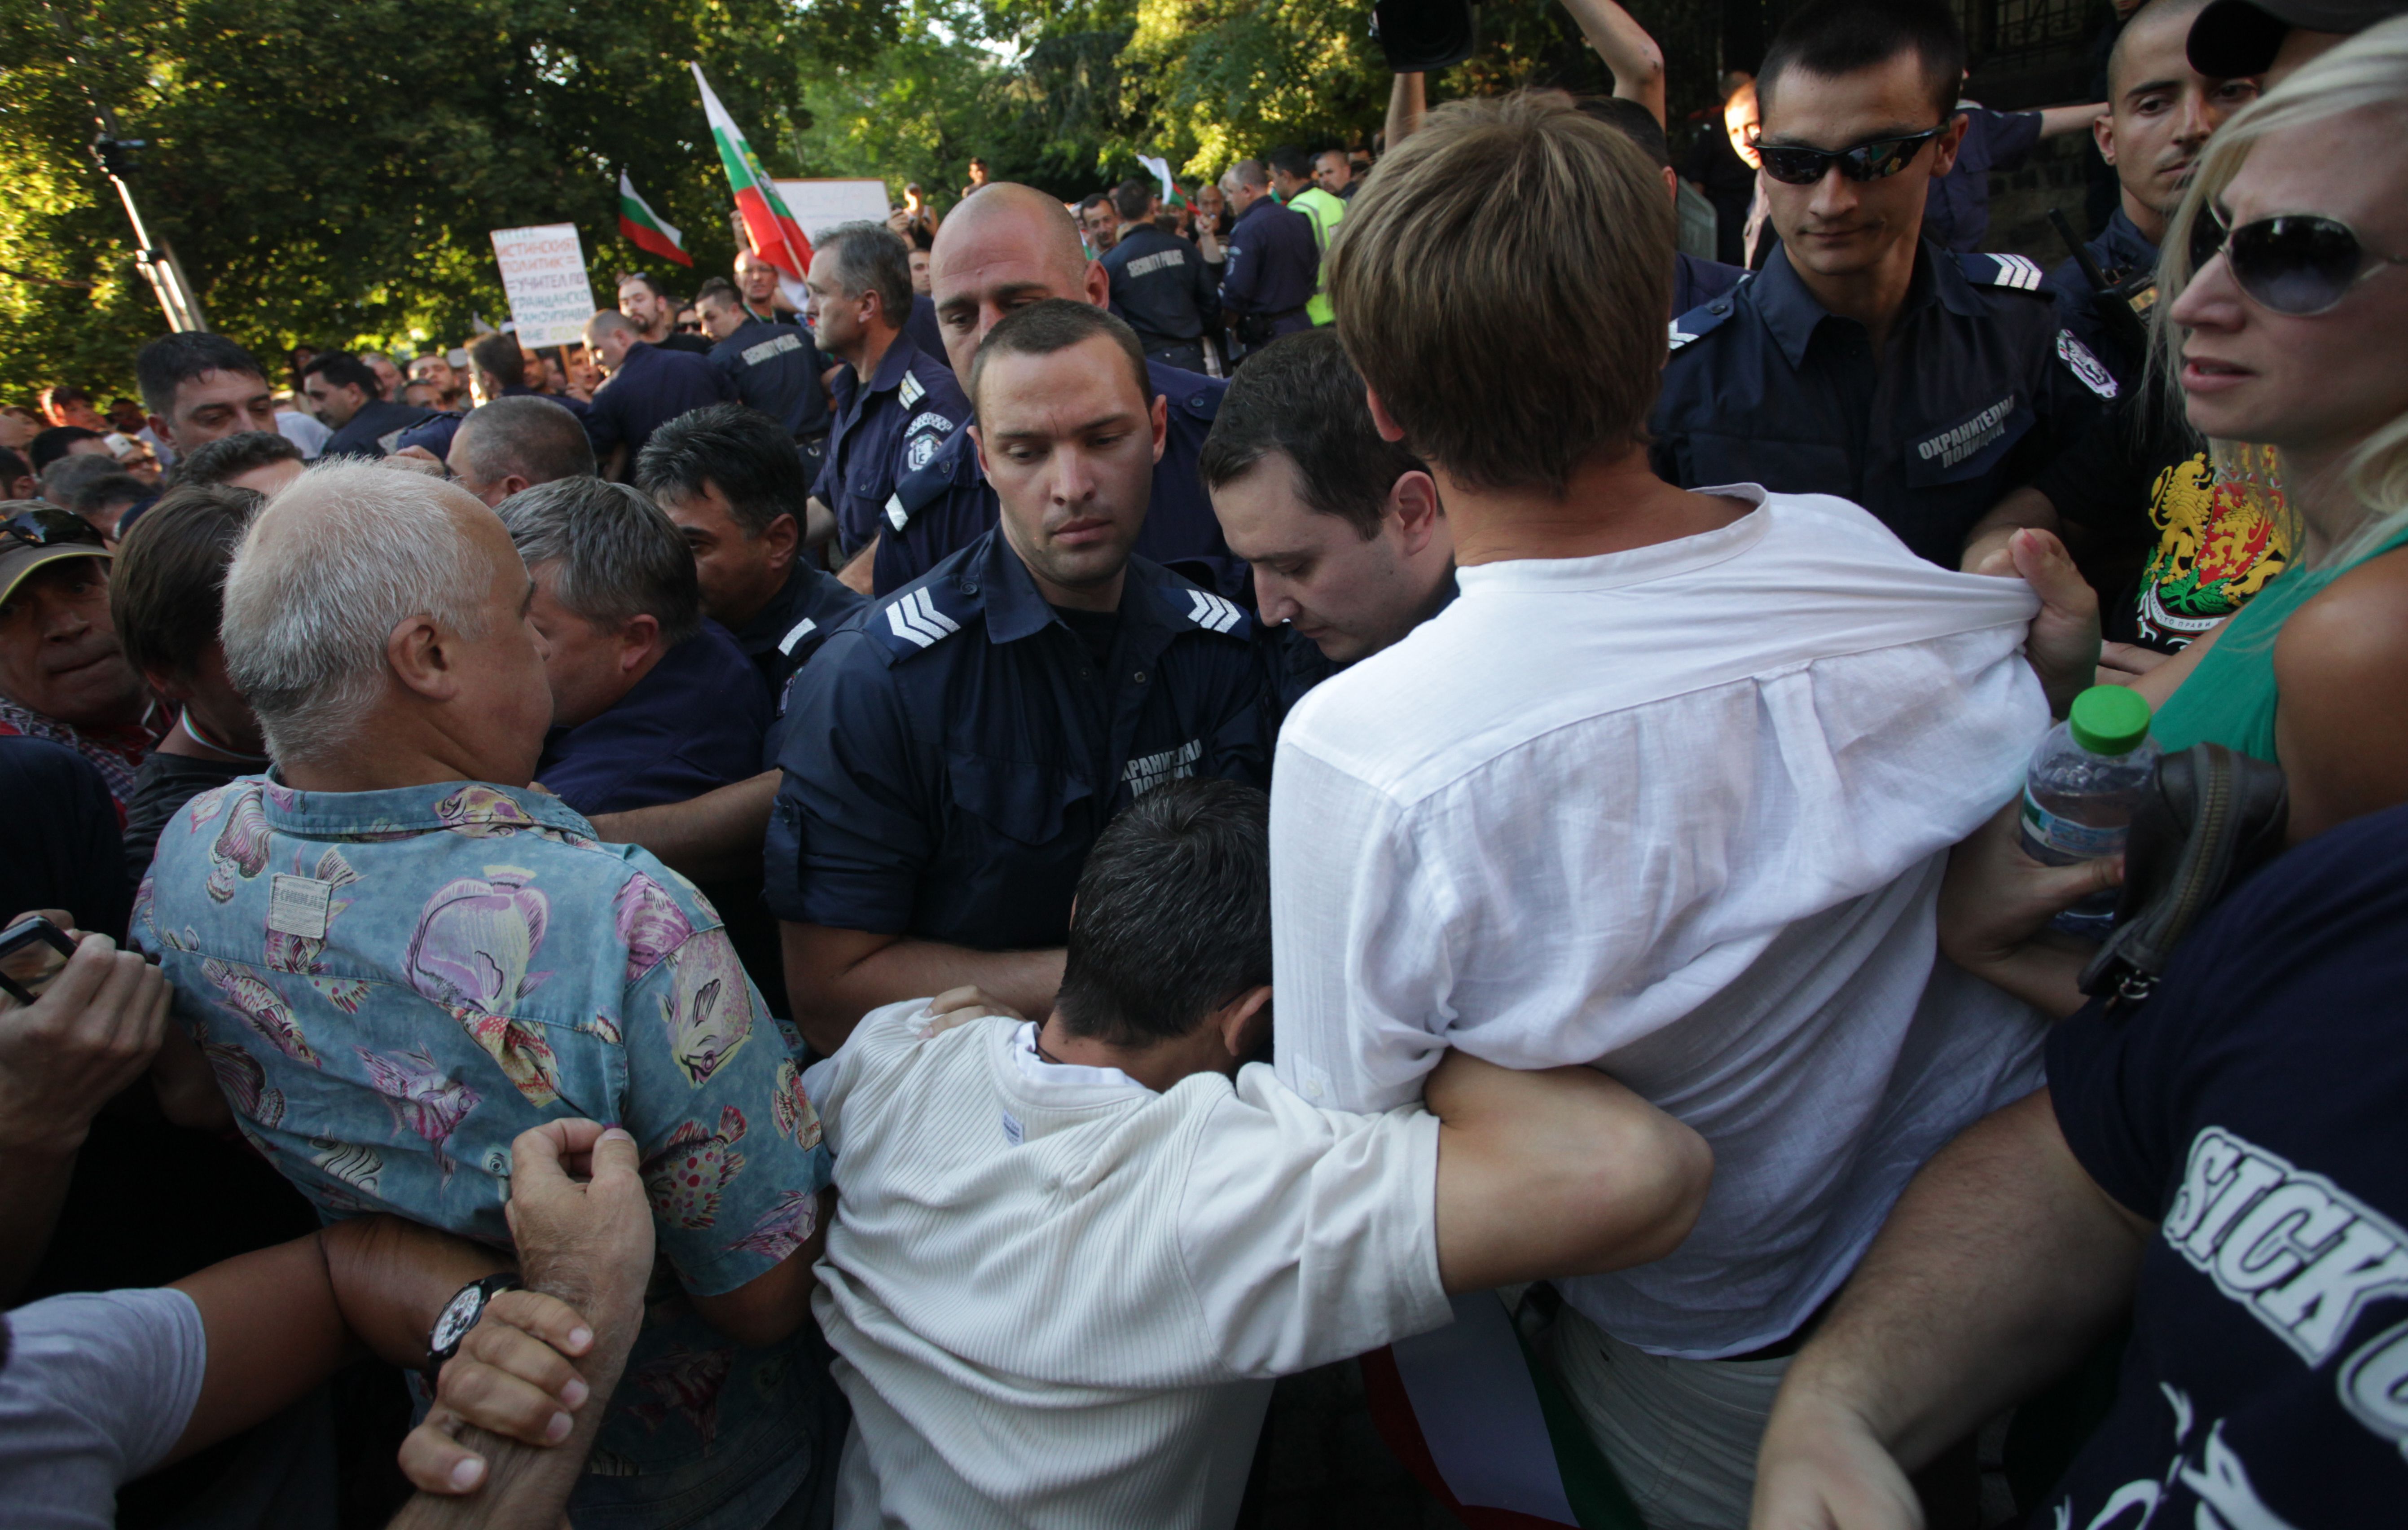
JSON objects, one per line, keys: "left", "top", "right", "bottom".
{"left": 430, "top": 1285, "right": 484, "bottom": 1356}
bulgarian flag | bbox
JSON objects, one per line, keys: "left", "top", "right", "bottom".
{"left": 617, "top": 171, "right": 692, "bottom": 267}
{"left": 692, "top": 64, "right": 813, "bottom": 279}
{"left": 1361, "top": 1292, "right": 1646, "bottom": 1530}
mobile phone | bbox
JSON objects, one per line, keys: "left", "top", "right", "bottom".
{"left": 0, "top": 916, "right": 79, "bottom": 1005}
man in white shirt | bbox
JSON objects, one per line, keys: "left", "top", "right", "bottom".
{"left": 1274, "top": 92, "right": 2053, "bottom": 1527}
{"left": 807, "top": 778, "right": 1712, "bottom": 1530}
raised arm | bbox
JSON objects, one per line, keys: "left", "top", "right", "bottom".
{"left": 1386, "top": 73, "right": 1428, "bottom": 150}
{"left": 1750, "top": 1091, "right": 2149, "bottom": 1529}
{"left": 1427, "top": 1051, "right": 1711, "bottom": 1293}
{"left": 1560, "top": 0, "right": 1666, "bottom": 127}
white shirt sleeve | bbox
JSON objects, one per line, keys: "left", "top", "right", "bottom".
{"left": 0, "top": 1288, "right": 208, "bottom": 1528}
{"left": 1269, "top": 746, "right": 1459, "bottom": 1114}
{"left": 1174, "top": 1065, "right": 1449, "bottom": 1379}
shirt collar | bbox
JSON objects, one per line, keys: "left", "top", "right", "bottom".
{"left": 251, "top": 776, "right": 596, "bottom": 841}
{"left": 2101, "top": 207, "right": 2160, "bottom": 266}
{"left": 1754, "top": 241, "right": 1955, "bottom": 368}
{"left": 867, "top": 330, "right": 923, "bottom": 396}
{"left": 732, "top": 562, "right": 813, "bottom": 655}
{"left": 1453, "top": 484, "right": 1775, "bottom": 596}
{"left": 974, "top": 529, "right": 1186, "bottom": 651}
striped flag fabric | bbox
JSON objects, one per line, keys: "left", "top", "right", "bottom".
{"left": 691, "top": 64, "right": 813, "bottom": 280}
{"left": 617, "top": 171, "right": 692, "bottom": 267}
{"left": 1360, "top": 1292, "right": 1646, "bottom": 1530}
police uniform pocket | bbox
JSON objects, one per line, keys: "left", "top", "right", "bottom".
{"left": 1903, "top": 393, "right": 2032, "bottom": 487}
{"left": 944, "top": 751, "right": 1086, "bottom": 849}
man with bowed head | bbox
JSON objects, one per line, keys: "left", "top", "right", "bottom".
{"left": 878, "top": 183, "right": 1243, "bottom": 598}
{"left": 133, "top": 462, "right": 846, "bottom": 1528}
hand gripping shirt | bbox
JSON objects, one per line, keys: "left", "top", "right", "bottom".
{"left": 132, "top": 778, "right": 837, "bottom": 1511}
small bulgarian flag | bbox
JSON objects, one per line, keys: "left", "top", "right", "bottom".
{"left": 1361, "top": 1292, "right": 1646, "bottom": 1530}
{"left": 692, "top": 64, "right": 813, "bottom": 280}
{"left": 617, "top": 171, "right": 692, "bottom": 267}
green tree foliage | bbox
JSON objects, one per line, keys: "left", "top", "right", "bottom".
{"left": 0, "top": 0, "right": 1721, "bottom": 403}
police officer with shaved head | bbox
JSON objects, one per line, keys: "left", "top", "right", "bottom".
{"left": 874, "top": 183, "right": 1243, "bottom": 598}
{"left": 766, "top": 300, "right": 1270, "bottom": 1058}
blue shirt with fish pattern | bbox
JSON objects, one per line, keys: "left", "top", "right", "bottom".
{"left": 132, "top": 776, "right": 834, "bottom": 1493}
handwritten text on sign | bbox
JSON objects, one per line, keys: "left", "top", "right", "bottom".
{"left": 490, "top": 224, "right": 597, "bottom": 348}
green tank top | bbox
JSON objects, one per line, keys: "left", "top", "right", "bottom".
{"left": 2151, "top": 517, "right": 2408, "bottom": 761}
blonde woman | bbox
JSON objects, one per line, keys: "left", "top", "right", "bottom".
{"left": 1947, "top": 17, "right": 2408, "bottom": 1016}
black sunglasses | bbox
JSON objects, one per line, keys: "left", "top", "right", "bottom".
{"left": 3, "top": 505, "right": 107, "bottom": 553}
{"left": 2186, "top": 205, "right": 2408, "bottom": 317}
{"left": 1757, "top": 125, "right": 1945, "bottom": 186}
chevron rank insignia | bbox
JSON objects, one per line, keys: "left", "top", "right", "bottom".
{"left": 1185, "top": 588, "right": 1248, "bottom": 636}
{"left": 1961, "top": 252, "right": 2047, "bottom": 291}
{"left": 879, "top": 585, "right": 965, "bottom": 655}
{"left": 898, "top": 372, "right": 926, "bottom": 408}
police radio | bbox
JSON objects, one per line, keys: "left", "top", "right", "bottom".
{"left": 2049, "top": 208, "right": 2157, "bottom": 364}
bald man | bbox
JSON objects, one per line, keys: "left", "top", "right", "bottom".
{"left": 580, "top": 309, "right": 732, "bottom": 480}
{"left": 2041, "top": 0, "right": 2260, "bottom": 384}
{"left": 868, "top": 184, "right": 1245, "bottom": 599}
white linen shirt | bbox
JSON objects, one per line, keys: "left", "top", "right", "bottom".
{"left": 1271, "top": 486, "right": 2052, "bottom": 1358}
{"left": 809, "top": 1002, "right": 1449, "bottom": 1530}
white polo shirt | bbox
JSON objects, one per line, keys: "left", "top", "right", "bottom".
{"left": 1271, "top": 485, "right": 2053, "bottom": 1359}
{"left": 809, "top": 1002, "right": 1449, "bottom": 1530}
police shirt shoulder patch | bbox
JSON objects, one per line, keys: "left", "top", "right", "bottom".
{"left": 898, "top": 372, "right": 927, "bottom": 409}
{"left": 2055, "top": 329, "right": 2121, "bottom": 400}
{"left": 1667, "top": 295, "right": 1739, "bottom": 353}
{"left": 1958, "top": 251, "right": 2048, "bottom": 292}
{"left": 903, "top": 410, "right": 956, "bottom": 472}
{"left": 1184, "top": 588, "right": 1250, "bottom": 638}
{"left": 873, "top": 583, "right": 971, "bottom": 659}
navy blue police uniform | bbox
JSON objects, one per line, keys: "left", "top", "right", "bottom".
{"left": 585, "top": 341, "right": 733, "bottom": 463}
{"left": 729, "top": 560, "right": 870, "bottom": 718}
{"left": 815, "top": 332, "right": 970, "bottom": 566}
{"left": 1219, "top": 195, "right": 1319, "bottom": 354}
{"left": 391, "top": 386, "right": 590, "bottom": 465}
{"left": 905, "top": 294, "right": 949, "bottom": 369}
{"left": 1105, "top": 224, "right": 1222, "bottom": 374}
{"left": 709, "top": 316, "right": 831, "bottom": 441}
{"left": 873, "top": 361, "right": 1243, "bottom": 600}
{"left": 1651, "top": 240, "right": 2121, "bottom": 568}
{"left": 1674, "top": 251, "right": 1748, "bottom": 316}
{"left": 764, "top": 527, "right": 1270, "bottom": 953}
{"left": 2041, "top": 206, "right": 2161, "bottom": 389}
{"left": 1925, "top": 106, "right": 2044, "bottom": 253}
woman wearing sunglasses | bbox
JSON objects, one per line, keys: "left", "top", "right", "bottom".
{"left": 1945, "top": 18, "right": 2408, "bottom": 1016}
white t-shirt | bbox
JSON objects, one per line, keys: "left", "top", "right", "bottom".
{"left": 809, "top": 1002, "right": 1449, "bottom": 1530}
{"left": 1271, "top": 485, "right": 2052, "bottom": 1359}
{"left": 0, "top": 1288, "right": 207, "bottom": 1530}
{"left": 274, "top": 409, "right": 330, "bottom": 459}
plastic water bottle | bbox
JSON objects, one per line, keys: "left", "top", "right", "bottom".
{"left": 2019, "top": 685, "right": 2160, "bottom": 941}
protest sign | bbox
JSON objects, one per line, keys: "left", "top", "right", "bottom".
{"left": 489, "top": 224, "right": 597, "bottom": 348}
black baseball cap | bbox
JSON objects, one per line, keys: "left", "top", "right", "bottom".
{"left": 2188, "top": 0, "right": 2407, "bottom": 76}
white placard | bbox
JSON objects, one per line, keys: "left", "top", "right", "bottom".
{"left": 489, "top": 224, "right": 598, "bottom": 348}
{"left": 772, "top": 179, "right": 895, "bottom": 242}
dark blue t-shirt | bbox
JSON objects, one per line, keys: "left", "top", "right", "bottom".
{"left": 2043, "top": 800, "right": 2408, "bottom": 1526}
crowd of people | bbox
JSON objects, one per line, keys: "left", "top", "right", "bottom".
{"left": 3, "top": 0, "right": 2406, "bottom": 1527}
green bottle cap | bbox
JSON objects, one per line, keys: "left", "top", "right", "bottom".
{"left": 2068, "top": 684, "right": 2153, "bottom": 755}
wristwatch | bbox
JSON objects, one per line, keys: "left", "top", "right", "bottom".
{"left": 424, "top": 1273, "right": 523, "bottom": 1388}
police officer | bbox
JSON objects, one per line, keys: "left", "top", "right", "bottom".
{"left": 1101, "top": 178, "right": 1220, "bottom": 373}
{"left": 1267, "top": 145, "right": 1347, "bottom": 326}
{"left": 801, "top": 221, "right": 971, "bottom": 592}
{"left": 873, "top": 184, "right": 1244, "bottom": 599}
{"left": 1217, "top": 158, "right": 1319, "bottom": 361}
{"left": 634, "top": 404, "right": 866, "bottom": 710}
{"left": 768, "top": 301, "right": 1269, "bottom": 1053}
{"left": 1651, "top": 0, "right": 2118, "bottom": 568}
{"left": 2040, "top": 0, "right": 2258, "bottom": 387}
{"left": 694, "top": 275, "right": 834, "bottom": 474}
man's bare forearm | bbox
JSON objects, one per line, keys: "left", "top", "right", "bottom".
{"left": 1386, "top": 73, "right": 1427, "bottom": 149}
{"left": 1775, "top": 1090, "right": 2148, "bottom": 1468}
{"left": 1961, "top": 486, "right": 2060, "bottom": 572}
{"left": 787, "top": 924, "right": 1064, "bottom": 1055}
{"left": 1560, "top": 0, "right": 1665, "bottom": 126}
{"left": 322, "top": 1215, "right": 515, "bottom": 1370}
{"left": 584, "top": 771, "right": 777, "bottom": 883}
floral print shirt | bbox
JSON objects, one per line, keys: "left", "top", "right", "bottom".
{"left": 135, "top": 777, "right": 833, "bottom": 1490}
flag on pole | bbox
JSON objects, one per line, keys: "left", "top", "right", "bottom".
{"left": 617, "top": 171, "right": 692, "bottom": 267}
{"left": 692, "top": 65, "right": 813, "bottom": 280}
{"left": 1135, "top": 153, "right": 1176, "bottom": 203}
